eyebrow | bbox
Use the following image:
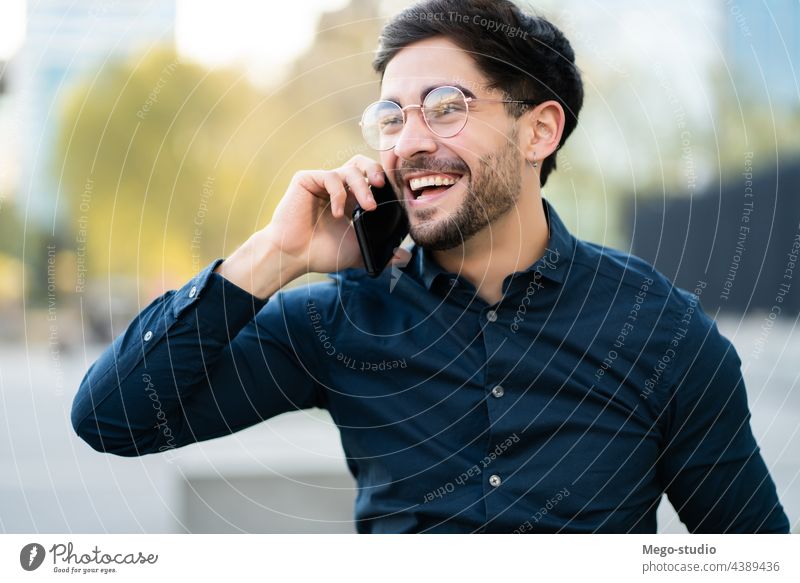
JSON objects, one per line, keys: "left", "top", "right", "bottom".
{"left": 380, "top": 83, "right": 478, "bottom": 105}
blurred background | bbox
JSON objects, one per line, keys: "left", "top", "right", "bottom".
{"left": 0, "top": 0, "right": 798, "bottom": 533}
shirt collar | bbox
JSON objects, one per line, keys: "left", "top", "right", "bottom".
{"left": 407, "top": 197, "right": 575, "bottom": 291}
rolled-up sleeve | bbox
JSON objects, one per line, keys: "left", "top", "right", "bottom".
{"left": 657, "top": 298, "right": 790, "bottom": 533}
{"left": 71, "top": 259, "right": 328, "bottom": 457}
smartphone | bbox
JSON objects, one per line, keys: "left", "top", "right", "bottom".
{"left": 352, "top": 179, "right": 409, "bottom": 278}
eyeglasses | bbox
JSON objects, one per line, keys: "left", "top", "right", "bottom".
{"left": 360, "top": 85, "right": 538, "bottom": 151}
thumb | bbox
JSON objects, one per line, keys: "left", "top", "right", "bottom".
{"left": 389, "top": 246, "right": 412, "bottom": 269}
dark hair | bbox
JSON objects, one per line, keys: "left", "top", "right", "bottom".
{"left": 373, "top": 0, "right": 583, "bottom": 187}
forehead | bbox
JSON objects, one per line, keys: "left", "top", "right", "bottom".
{"left": 380, "top": 36, "right": 489, "bottom": 100}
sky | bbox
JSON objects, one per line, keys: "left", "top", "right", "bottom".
{"left": 174, "top": 0, "right": 349, "bottom": 83}
{"left": 0, "top": 0, "right": 25, "bottom": 60}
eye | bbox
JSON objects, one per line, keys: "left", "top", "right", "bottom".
{"left": 379, "top": 114, "right": 404, "bottom": 131}
{"left": 432, "top": 103, "right": 457, "bottom": 115}
{"left": 426, "top": 99, "right": 466, "bottom": 119}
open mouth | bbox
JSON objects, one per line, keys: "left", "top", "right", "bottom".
{"left": 405, "top": 173, "right": 464, "bottom": 205}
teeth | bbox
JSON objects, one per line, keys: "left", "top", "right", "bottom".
{"left": 409, "top": 175, "right": 458, "bottom": 191}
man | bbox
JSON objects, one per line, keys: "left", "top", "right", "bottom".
{"left": 72, "top": 0, "right": 790, "bottom": 533}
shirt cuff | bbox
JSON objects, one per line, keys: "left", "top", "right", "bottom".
{"left": 172, "top": 258, "right": 269, "bottom": 339}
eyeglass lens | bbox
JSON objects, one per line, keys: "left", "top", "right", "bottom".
{"left": 361, "top": 86, "right": 469, "bottom": 151}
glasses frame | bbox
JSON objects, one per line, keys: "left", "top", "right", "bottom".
{"left": 359, "top": 85, "right": 539, "bottom": 151}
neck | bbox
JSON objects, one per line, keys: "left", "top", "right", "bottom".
{"left": 432, "top": 180, "right": 550, "bottom": 305}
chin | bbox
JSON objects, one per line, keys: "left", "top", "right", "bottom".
{"left": 408, "top": 218, "right": 468, "bottom": 252}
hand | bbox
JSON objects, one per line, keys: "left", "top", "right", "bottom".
{"left": 262, "top": 155, "right": 383, "bottom": 275}
{"left": 216, "top": 156, "right": 410, "bottom": 299}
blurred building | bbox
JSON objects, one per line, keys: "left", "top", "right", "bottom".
{"left": 630, "top": 156, "right": 800, "bottom": 316}
{"left": 12, "top": 0, "right": 176, "bottom": 228}
{"left": 725, "top": 0, "right": 800, "bottom": 109}
{"left": 629, "top": 0, "right": 800, "bottom": 317}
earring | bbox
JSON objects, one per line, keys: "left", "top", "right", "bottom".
{"left": 531, "top": 153, "right": 539, "bottom": 169}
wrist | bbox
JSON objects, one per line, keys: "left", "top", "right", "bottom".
{"left": 215, "top": 231, "right": 306, "bottom": 300}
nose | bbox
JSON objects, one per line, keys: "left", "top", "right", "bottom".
{"left": 393, "top": 106, "right": 437, "bottom": 161}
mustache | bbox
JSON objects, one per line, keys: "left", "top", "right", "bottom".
{"left": 393, "top": 156, "right": 470, "bottom": 183}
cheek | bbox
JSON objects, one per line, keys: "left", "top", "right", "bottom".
{"left": 379, "top": 153, "right": 400, "bottom": 188}
{"left": 445, "top": 140, "right": 480, "bottom": 173}
{"left": 379, "top": 152, "right": 396, "bottom": 174}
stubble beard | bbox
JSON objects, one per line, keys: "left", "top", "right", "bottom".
{"left": 409, "top": 136, "right": 523, "bottom": 251}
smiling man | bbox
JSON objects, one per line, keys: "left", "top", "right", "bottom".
{"left": 72, "top": 0, "right": 790, "bottom": 533}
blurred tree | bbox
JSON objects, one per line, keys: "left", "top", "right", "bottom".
{"left": 0, "top": 198, "right": 23, "bottom": 257}
{"left": 56, "top": 0, "right": 384, "bottom": 294}
{"left": 57, "top": 47, "right": 292, "bottom": 290}
{"left": 713, "top": 65, "right": 800, "bottom": 172}
{"left": 0, "top": 199, "right": 26, "bottom": 303}
{"left": 276, "top": 0, "right": 384, "bottom": 168}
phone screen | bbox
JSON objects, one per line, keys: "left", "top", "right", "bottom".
{"left": 352, "top": 180, "right": 409, "bottom": 277}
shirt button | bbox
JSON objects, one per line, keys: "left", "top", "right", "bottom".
{"left": 486, "top": 310, "right": 498, "bottom": 322}
{"left": 489, "top": 474, "right": 502, "bottom": 487}
{"left": 189, "top": 285, "right": 197, "bottom": 298}
{"left": 449, "top": 278, "right": 458, "bottom": 287}
{"left": 143, "top": 330, "right": 153, "bottom": 341}
{"left": 491, "top": 385, "right": 505, "bottom": 398}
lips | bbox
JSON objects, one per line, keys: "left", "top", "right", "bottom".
{"left": 408, "top": 174, "right": 459, "bottom": 193}
{"left": 400, "top": 172, "right": 464, "bottom": 207}
{"left": 403, "top": 176, "right": 464, "bottom": 208}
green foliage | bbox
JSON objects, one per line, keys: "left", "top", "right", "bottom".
{"left": 0, "top": 198, "right": 23, "bottom": 257}
{"left": 55, "top": 0, "right": 383, "bottom": 284}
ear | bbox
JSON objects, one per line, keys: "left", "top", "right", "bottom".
{"left": 519, "top": 100, "right": 565, "bottom": 167}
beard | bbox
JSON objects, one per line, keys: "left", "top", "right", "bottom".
{"left": 405, "top": 134, "right": 523, "bottom": 251}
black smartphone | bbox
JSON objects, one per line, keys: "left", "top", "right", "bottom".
{"left": 352, "top": 179, "right": 409, "bottom": 277}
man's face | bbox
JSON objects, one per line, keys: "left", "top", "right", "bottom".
{"left": 379, "top": 36, "right": 525, "bottom": 251}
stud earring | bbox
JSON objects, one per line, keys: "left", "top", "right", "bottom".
{"left": 531, "top": 153, "right": 539, "bottom": 169}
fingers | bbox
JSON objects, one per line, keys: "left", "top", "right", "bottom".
{"left": 389, "top": 246, "right": 412, "bottom": 268}
{"left": 291, "top": 157, "right": 387, "bottom": 219}
{"left": 341, "top": 166, "right": 375, "bottom": 210}
{"left": 346, "top": 155, "right": 385, "bottom": 188}
{"left": 342, "top": 187, "right": 360, "bottom": 220}
{"left": 320, "top": 172, "right": 348, "bottom": 218}
{"left": 293, "top": 170, "right": 353, "bottom": 219}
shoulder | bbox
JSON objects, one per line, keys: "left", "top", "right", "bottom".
{"left": 571, "top": 239, "right": 717, "bottom": 320}
{"left": 571, "top": 239, "right": 676, "bottom": 299}
{"left": 261, "top": 267, "right": 394, "bottom": 325}
{"left": 570, "top": 238, "right": 727, "bottom": 359}
{"left": 268, "top": 274, "right": 342, "bottom": 313}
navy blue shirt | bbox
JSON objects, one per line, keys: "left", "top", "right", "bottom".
{"left": 72, "top": 198, "right": 790, "bottom": 533}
